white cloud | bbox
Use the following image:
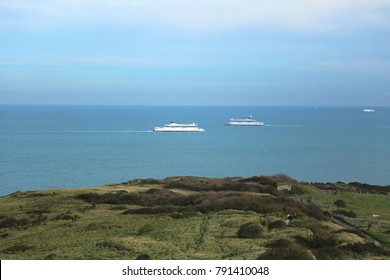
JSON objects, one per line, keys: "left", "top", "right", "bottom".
{"left": 1, "top": 0, "right": 390, "bottom": 31}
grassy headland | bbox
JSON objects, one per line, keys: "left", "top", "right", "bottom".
{"left": 1, "top": 175, "right": 390, "bottom": 260}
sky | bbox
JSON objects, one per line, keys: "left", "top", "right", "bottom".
{"left": 0, "top": 0, "right": 390, "bottom": 106}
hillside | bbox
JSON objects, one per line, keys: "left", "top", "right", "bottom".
{"left": 1, "top": 175, "right": 390, "bottom": 260}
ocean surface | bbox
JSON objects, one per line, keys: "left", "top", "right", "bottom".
{"left": 1, "top": 105, "right": 390, "bottom": 196}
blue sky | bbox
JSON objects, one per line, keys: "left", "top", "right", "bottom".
{"left": 1, "top": 0, "right": 390, "bottom": 106}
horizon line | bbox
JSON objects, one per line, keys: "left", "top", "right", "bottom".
{"left": 0, "top": 103, "right": 386, "bottom": 108}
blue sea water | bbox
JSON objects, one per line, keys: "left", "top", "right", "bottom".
{"left": 1, "top": 105, "right": 390, "bottom": 196}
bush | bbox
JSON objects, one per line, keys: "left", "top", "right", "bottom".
{"left": 268, "top": 220, "right": 285, "bottom": 230}
{"left": 194, "top": 192, "right": 280, "bottom": 214}
{"left": 237, "top": 222, "right": 263, "bottom": 238}
{"left": 77, "top": 189, "right": 193, "bottom": 207}
{"left": 334, "top": 199, "right": 346, "bottom": 208}
{"left": 259, "top": 239, "right": 314, "bottom": 260}
{"left": 239, "top": 176, "right": 277, "bottom": 187}
{"left": 76, "top": 192, "right": 136, "bottom": 205}
{"left": 272, "top": 174, "right": 297, "bottom": 183}
{"left": 164, "top": 176, "right": 281, "bottom": 195}
{"left": 297, "top": 203, "right": 329, "bottom": 221}
{"left": 136, "top": 253, "right": 152, "bottom": 260}
{"left": 347, "top": 182, "right": 389, "bottom": 194}
{"left": 138, "top": 178, "right": 162, "bottom": 185}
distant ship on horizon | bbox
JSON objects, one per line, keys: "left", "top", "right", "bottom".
{"left": 363, "top": 108, "right": 375, "bottom": 113}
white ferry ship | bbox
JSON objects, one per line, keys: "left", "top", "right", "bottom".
{"left": 225, "top": 115, "right": 264, "bottom": 126}
{"left": 363, "top": 108, "right": 375, "bottom": 113}
{"left": 154, "top": 122, "right": 205, "bottom": 132}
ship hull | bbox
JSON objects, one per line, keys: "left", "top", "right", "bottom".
{"left": 154, "top": 122, "right": 205, "bottom": 132}
{"left": 225, "top": 122, "right": 264, "bottom": 126}
{"left": 154, "top": 127, "right": 205, "bottom": 132}
{"left": 225, "top": 115, "right": 264, "bottom": 126}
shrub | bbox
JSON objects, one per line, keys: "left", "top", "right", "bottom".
{"left": 347, "top": 182, "right": 388, "bottom": 194}
{"left": 139, "top": 188, "right": 194, "bottom": 206}
{"left": 266, "top": 238, "right": 291, "bottom": 248}
{"left": 164, "top": 176, "right": 282, "bottom": 195}
{"left": 296, "top": 203, "right": 329, "bottom": 221}
{"left": 294, "top": 222, "right": 341, "bottom": 259}
{"left": 309, "top": 228, "right": 338, "bottom": 248}
{"left": 272, "top": 174, "right": 297, "bottom": 183}
{"left": 274, "top": 197, "right": 329, "bottom": 221}
{"left": 237, "top": 222, "right": 263, "bottom": 238}
{"left": 268, "top": 220, "right": 285, "bottom": 230}
{"left": 194, "top": 192, "right": 280, "bottom": 214}
{"left": 239, "top": 176, "right": 277, "bottom": 187}
{"left": 345, "top": 242, "right": 390, "bottom": 257}
{"left": 334, "top": 199, "right": 346, "bottom": 208}
{"left": 259, "top": 239, "right": 314, "bottom": 260}
{"left": 44, "top": 254, "right": 57, "bottom": 260}
{"left": 138, "top": 178, "right": 162, "bottom": 185}
{"left": 77, "top": 189, "right": 193, "bottom": 207}
{"left": 136, "top": 253, "right": 152, "bottom": 260}
{"left": 76, "top": 192, "right": 136, "bottom": 205}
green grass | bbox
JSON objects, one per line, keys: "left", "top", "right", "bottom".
{"left": 1, "top": 176, "right": 390, "bottom": 259}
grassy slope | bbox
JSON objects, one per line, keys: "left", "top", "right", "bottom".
{"left": 0, "top": 176, "right": 389, "bottom": 260}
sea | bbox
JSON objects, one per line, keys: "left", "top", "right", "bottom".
{"left": 1, "top": 105, "right": 390, "bottom": 196}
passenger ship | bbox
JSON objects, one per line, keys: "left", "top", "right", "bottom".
{"left": 225, "top": 115, "right": 264, "bottom": 126}
{"left": 154, "top": 122, "right": 205, "bottom": 132}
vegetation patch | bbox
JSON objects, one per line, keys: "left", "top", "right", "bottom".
{"left": 97, "top": 239, "right": 130, "bottom": 252}
{"left": 259, "top": 239, "right": 314, "bottom": 260}
{"left": 1, "top": 175, "right": 390, "bottom": 259}
{"left": 2, "top": 244, "right": 35, "bottom": 254}
{"left": 76, "top": 189, "right": 193, "bottom": 207}
{"left": 333, "top": 210, "right": 357, "bottom": 218}
{"left": 334, "top": 199, "right": 346, "bottom": 208}
{"left": 81, "top": 222, "right": 119, "bottom": 231}
{"left": 0, "top": 217, "right": 29, "bottom": 229}
{"left": 237, "top": 222, "right": 263, "bottom": 238}
{"left": 268, "top": 220, "right": 285, "bottom": 230}
{"left": 55, "top": 213, "right": 80, "bottom": 221}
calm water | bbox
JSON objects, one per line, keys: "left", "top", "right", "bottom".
{"left": 1, "top": 105, "right": 390, "bottom": 195}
